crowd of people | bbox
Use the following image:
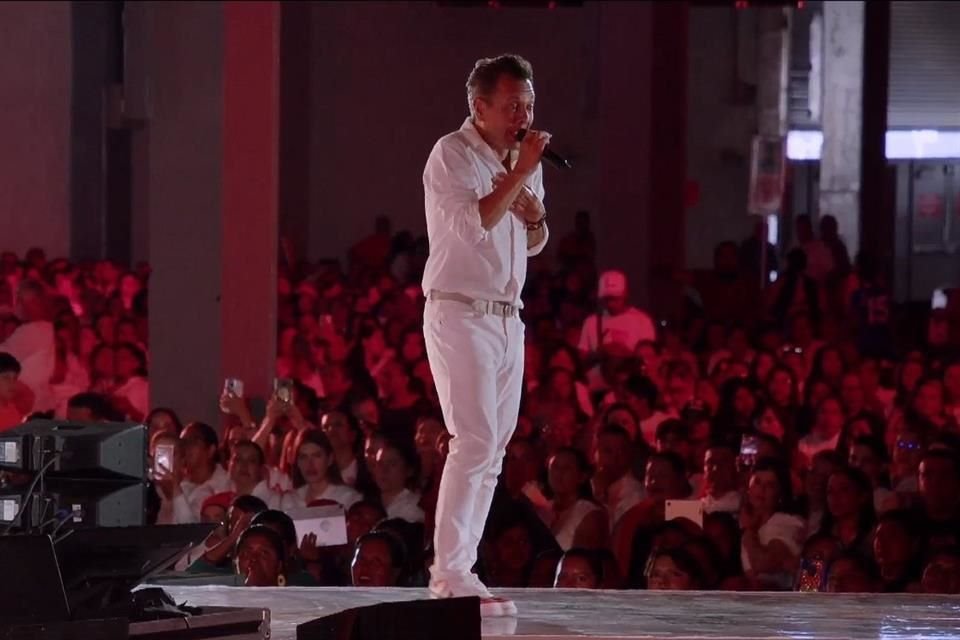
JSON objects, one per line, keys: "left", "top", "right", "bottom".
{"left": 1, "top": 211, "right": 960, "bottom": 595}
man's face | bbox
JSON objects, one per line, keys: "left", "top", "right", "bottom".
{"left": 474, "top": 76, "right": 535, "bottom": 154}
{"left": 704, "top": 448, "right": 737, "bottom": 495}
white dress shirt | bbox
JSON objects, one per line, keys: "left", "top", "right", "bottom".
{"left": 170, "top": 465, "right": 232, "bottom": 524}
{"left": 383, "top": 488, "right": 425, "bottom": 524}
{"left": 421, "top": 117, "right": 548, "bottom": 307}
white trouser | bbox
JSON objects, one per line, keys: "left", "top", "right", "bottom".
{"left": 423, "top": 298, "right": 524, "bottom": 590}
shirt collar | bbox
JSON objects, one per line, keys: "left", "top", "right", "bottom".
{"left": 460, "top": 117, "right": 518, "bottom": 169}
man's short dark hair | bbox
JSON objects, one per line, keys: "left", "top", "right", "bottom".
{"left": 232, "top": 494, "right": 268, "bottom": 516}
{"left": 0, "top": 352, "right": 21, "bottom": 376}
{"left": 67, "top": 392, "right": 119, "bottom": 421}
{"left": 466, "top": 54, "right": 533, "bottom": 115}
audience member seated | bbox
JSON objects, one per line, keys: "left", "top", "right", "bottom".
{"left": 281, "top": 430, "right": 362, "bottom": 511}
{"left": 0, "top": 352, "right": 24, "bottom": 430}
{"left": 872, "top": 509, "right": 924, "bottom": 593}
{"left": 645, "top": 547, "right": 705, "bottom": 591}
{"left": 554, "top": 548, "right": 606, "bottom": 589}
{"left": 824, "top": 550, "right": 878, "bottom": 593}
{"left": 228, "top": 440, "right": 281, "bottom": 508}
{"left": 739, "top": 458, "right": 805, "bottom": 590}
{"left": 189, "top": 494, "right": 268, "bottom": 574}
{"left": 66, "top": 391, "right": 121, "bottom": 422}
{"left": 373, "top": 436, "right": 424, "bottom": 523}
{"left": 538, "top": 447, "right": 608, "bottom": 551}
{"left": 235, "top": 525, "right": 289, "bottom": 587}
{"left": 351, "top": 530, "right": 408, "bottom": 587}
{"left": 701, "top": 442, "right": 742, "bottom": 515}
{"left": 161, "top": 422, "right": 231, "bottom": 523}
{"left": 146, "top": 407, "right": 184, "bottom": 442}
{"left": 817, "top": 465, "right": 875, "bottom": 556}
{"left": 591, "top": 425, "right": 644, "bottom": 531}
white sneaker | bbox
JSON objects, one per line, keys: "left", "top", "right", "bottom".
{"left": 428, "top": 576, "right": 517, "bottom": 618}
{"left": 478, "top": 595, "right": 518, "bottom": 618}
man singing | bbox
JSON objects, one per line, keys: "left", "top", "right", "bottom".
{"left": 421, "top": 54, "right": 550, "bottom": 617}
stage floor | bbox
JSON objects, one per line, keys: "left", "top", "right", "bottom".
{"left": 161, "top": 585, "right": 960, "bottom": 639}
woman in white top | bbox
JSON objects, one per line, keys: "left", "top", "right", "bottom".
{"left": 372, "top": 436, "right": 424, "bottom": 524}
{"left": 280, "top": 430, "right": 362, "bottom": 511}
{"left": 539, "top": 447, "right": 607, "bottom": 551}
{"left": 111, "top": 342, "right": 149, "bottom": 422}
{"left": 740, "top": 458, "right": 806, "bottom": 590}
{"left": 320, "top": 411, "right": 372, "bottom": 492}
{"left": 154, "top": 422, "right": 232, "bottom": 524}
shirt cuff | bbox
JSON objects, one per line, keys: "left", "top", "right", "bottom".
{"left": 527, "top": 221, "right": 549, "bottom": 256}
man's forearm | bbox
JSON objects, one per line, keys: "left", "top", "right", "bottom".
{"left": 479, "top": 171, "right": 530, "bottom": 230}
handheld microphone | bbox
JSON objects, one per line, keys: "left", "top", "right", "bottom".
{"left": 516, "top": 129, "right": 572, "bottom": 170}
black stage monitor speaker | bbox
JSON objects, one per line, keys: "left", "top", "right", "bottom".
{"left": 296, "top": 597, "right": 480, "bottom": 640}
{"left": 0, "top": 420, "right": 146, "bottom": 481}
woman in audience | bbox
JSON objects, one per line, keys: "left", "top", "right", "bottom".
{"left": 796, "top": 396, "right": 846, "bottom": 469}
{"left": 553, "top": 548, "right": 605, "bottom": 589}
{"left": 351, "top": 530, "right": 408, "bottom": 587}
{"left": 539, "top": 447, "right": 608, "bottom": 551}
{"left": 372, "top": 436, "right": 424, "bottom": 523}
{"left": 235, "top": 525, "right": 289, "bottom": 587}
{"left": 112, "top": 342, "right": 149, "bottom": 421}
{"left": 817, "top": 465, "right": 876, "bottom": 554}
{"left": 646, "top": 547, "right": 705, "bottom": 591}
{"left": 739, "top": 458, "right": 805, "bottom": 590}
{"left": 146, "top": 407, "right": 184, "bottom": 442}
{"left": 281, "top": 430, "right": 362, "bottom": 511}
{"left": 156, "top": 422, "right": 230, "bottom": 523}
{"left": 873, "top": 509, "right": 925, "bottom": 592}
{"left": 847, "top": 435, "right": 895, "bottom": 513}
{"left": 320, "top": 410, "right": 373, "bottom": 493}
{"left": 824, "top": 550, "right": 878, "bottom": 593}
{"left": 250, "top": 509, "right": 316, "bottom": 585}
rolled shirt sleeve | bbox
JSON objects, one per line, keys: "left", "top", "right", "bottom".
{"left": 423, "top": 140, "right": 488, "bottom": 246}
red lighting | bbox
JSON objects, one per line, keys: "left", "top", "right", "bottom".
{"left": 734, "top": 0, "right": 749, "bottom": 8}
{"left": 548, "top": 0, "right": 556, "bottom": 8}
{"left": 487, "top": 0, "right": 500, "bottom": 7}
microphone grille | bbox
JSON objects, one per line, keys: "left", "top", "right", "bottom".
{"left": 515, "top": 128, "right": 528, "bottom": 142}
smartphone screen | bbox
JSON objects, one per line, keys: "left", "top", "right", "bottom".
{"left": 224, "top": 377, "right": 244, "bottom": 398}
{"left": 154, "top": 443, "right": 175, "bottom": 475}
{"left": 274, "top": 378, "right": 294, "bottom": 404}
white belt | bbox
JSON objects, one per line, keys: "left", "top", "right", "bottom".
{"left": 428, "top": 290, "right": 519, "bottom": 318}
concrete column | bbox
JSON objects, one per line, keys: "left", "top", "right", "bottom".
{"left": 756, "top": 7, "right": 791, "bottom": 138}
{"left": 819, "top": 1, "right": 865, "bottom": 256}
{"left": 146, "top": 1, "right": 279, "bottom": 426}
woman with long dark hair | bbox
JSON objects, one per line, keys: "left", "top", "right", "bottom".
{"left": 280, "top": 430, "right": 362, "bottom": 511}
{"left": 538, "top": 447, "right": 608, "bottom": 551}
